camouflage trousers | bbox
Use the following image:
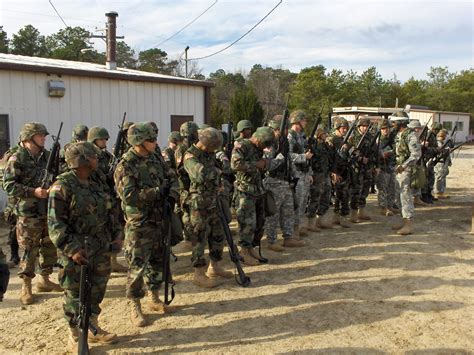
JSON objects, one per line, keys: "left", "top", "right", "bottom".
{"left": 58, "top": 253, "right": 110, "bottom": 326}
{"left": 4, "top": 205, "right": 17, "bottom": 245}
{"left": 376, "top": 170, "right": 396, "bottom": 208}
{"left": 180, "top": 204, "right": 192, "bottom": 243}
{"left": 396, "top": 169, "right": 414, "bottom": 219}
{"left": 294, "top": 172, "right": 312, "bottom": 227}
{"left": 263, "top": 178, "right": 295, "bottom": 242}
{"left": 333, "top": 175, "right": 351, "bottom": 217}
{"left": 434, "top": 162, "right": 449, "bottom": 194}
{"left": 124, "top": 221, "right": 165, "bottom": 299}
{"left": 307, "top": 173, "right": 331, "bottom": 217}
{"left": 422, "top": 164, "right": 435, "bottom": 196}
{"left": 350, "top": 167, "right": 372, "bottom": 210}
{"left": 16, "top": 216, "right": 57, "bottom": 279}
{"left": 190, "top": 206, "right": 225, "bottom": 268}
{"left": 236, "top": 191, "right": 265, "bottom": 248}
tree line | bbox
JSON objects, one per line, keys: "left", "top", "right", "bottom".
{"left": 1, "top": 25, "right": 472, "bottom": 131}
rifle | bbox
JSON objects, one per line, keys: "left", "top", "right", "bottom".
{"left": 428, "top": 139, "right": 471, "bottom": 167}
{"left": 76, "top": 237, "right": 97, "bottom": 355}
{"left": 162, "top": 184, "right": 175, "bottom": 305}
{"left": 418, "top": 115, "right": 433, "bottom": 142}
{"left": 108, "top": 112, "right": 127, "bottom": 178}
{"left": 307, "top": 104, "right": 325, "bottom": 154}
{"left": 226, "top": 121, "right": 234, "bottom": 161}
{"left": 216, "top": 196, "right": 250, "bottom": 287}
{"left": 337, "top": 116, "right": 359, "bottom": 155}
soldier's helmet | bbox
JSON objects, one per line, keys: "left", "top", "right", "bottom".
{"left": 87, "top": 127, "right": 110, "bottom": 143}
{"left": 168, "top": 131, "right": 182, "bottom": 144}
{"left": 407, "top": 120, "right": 421, "bottom": 129}
{"left": 357, "top": 117, "right": 371, "bottom": 127}
{"left": 146, "top": 121, "right": 159, "bottom": 134}
{"left": 252, "top": 126, "right": 275, "bottom": 147}
{"left": 127, "top": 122, "right": 157, "bottom": 146}
{"left": 268, "top": 120, "right": 280, "bottom": 130}
{"left": 315, "top": 127, "right": 328, "bottom": 139}
{"left": 236, "top": 120, "right": 253, "bottom": 134}
{"left": 72, "top": 124, "right": 89, "bottom": 141}
{"left": 19, "top": 122, "right": 49, "bottom": 141}
{"left": 437, "top": 129, "right": 448, "bottom": 138}
{"left": 198, "top": 127, "right": 223, "bottom": 152}
{"left": 179, "top": 121, "right": 199, "bottom": 138}
{"left": 432, "top": 122, "right": 442, "bottom": 131}
{"left": 65, "top": 141, "right": 99, "bottom": 169}
{"left": 289, "top": 110, "right": 307, "bottom": 124}
{"left": 389, "top": 111, "right": 409, "bottom": 122}
{"left": 332, "top": 116, "right": 349, "bottom": 129}
{"left": 122, "top": 121, "right": 134, "bottom": 132}
{"left": 200, "top": 123, "right": 211, "bottom": 130}
{"left": 379, "top": 118, "right": 390, "bottom": 129}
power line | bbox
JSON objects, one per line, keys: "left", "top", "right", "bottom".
{"left": 48, "top": 0, "right": 68, "bottom": 27}
{"left": 152, "top": 0, "right": 218, "bottom": 48}
{"left": 188, "top": 0, "right": 282, "bottom": 61}
{"left": 3, "top": 9, "right": 102, "bottom": 24}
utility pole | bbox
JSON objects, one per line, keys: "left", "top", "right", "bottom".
{"left": 185, "top": 46, "right": 190, "bottom": 78}
{"left": 90, "top": 11, "right": 124, "bottom": 70}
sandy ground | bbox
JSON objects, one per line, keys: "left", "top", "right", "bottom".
{"left": 0, "top": 146, "right": 473, "bottom": 355}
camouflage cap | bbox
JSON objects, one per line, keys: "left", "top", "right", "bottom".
{"left": 87, "top": 126, "right": 110, "bottom": 142}
{"left": 72, "top": 124, "right": 89, "bottom": 141}
{"left": 65, "top": 141, "right": 99, "bottom": 169}
{"left": 198, "top": 127, "right": 223, "bottom": 152}
{"left": 180, "top": 121, "right": 199, "bottom": 137}
{"left": 168, "top": 131, "right": 182, "bottom": 144}
{"left": 252, "top": 126, "right": 275, "bottom": 147}
{"left": 236, "top": 120, "right": 253, "bottom": 133}
{"left": 289, "top": 110, "right": 307, "bottom": 124}
{"left": 332, "top": 116, "right": 349, "bottom": 129}
{"left": 432, "top": 122, "right": 442, "bottom": 131}
{"left": 407, "top": 120, "right": 421, "bottom": 129}
{"left": 19, "top": 122, "right": 49, "bottom": 141}
{"left": 127, "top": 122, "right": 157, "bottom": 146}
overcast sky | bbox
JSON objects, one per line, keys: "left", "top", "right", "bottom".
{"left": 1, "top": 0, "right": 472, "bottom": 81}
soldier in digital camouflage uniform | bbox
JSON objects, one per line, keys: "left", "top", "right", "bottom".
{"left": 59, "top": 124, "right": 89, "bottom": 174}
{"left": 3, "top": 123, "right": 61, "bottom": 305}
{"left": 288, "top": 110, "right": 317, "bottom": 237}
{"left": 175, "top": 121, "right": 200, "bottom": 249}
{"left": 407, "top": 120, "right": 427, "bottom": 207}
{"left": 376, "top": 119, "right": 397, "bottom": 216}
{"left": 162, "top": 131, "right": 182, "bottom": 171}
{"left": 48, "top": 141, "right": 118, "bottom": 352}
{"left": 433, "top": 129, "right": 452, "bottom": 199}
{"left": 263, "top": 117, "right": 303, "bottom": 251}
{"left": 307, "top": 127, "right": 333, "bottom": 229}
{"left": 327, "top": 117, "right": 353, "bottom": 228}
{"left": 183, "top": 127, "right": 234, "bottom": 288}
{"left": 231, "top": 126, "right": 275, "bottom": 265}
{"left": 391, "top": 111, "right": 421, "bottom": 235}
{"left": 114, "top": 122, "right": 179, "bottom": 327}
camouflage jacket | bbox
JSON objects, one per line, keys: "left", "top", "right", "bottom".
{"left": 114, "top": 148, "right": 179, "bottom": 226}
{"left": 395, "top": 128, "right": 421, "bottom": 168}
{"left": 349, "top": 129, "right": 376, "bottom": 168}
{"left": 162, "top": 146, "right": 177, "bottom": 171}
{"left": 288, "top": 129, "right": 311, "bottom": 174}
{"left": 378, "top": 132, "right": 396, "bottom": 172}
{"left": 3, "top": 145, "right": 50, "bottom": 217}
{"left": 215, "top": 149, "right": 233, "bottom": 195}
{"left": 184, "top": 144, "right": 222, "bottom": 209}
{"left": 97, "top": 148, "right": 113, "bottom": 177}
{"left": 231, "top": 139, "right": 269, "bottom": 197}
{"left": 0, "top": 145, "right": 20, "bottom": 210}
{"left": 175, "top": 140, "right": 192, "bottom": 193}
{"left": 264, "top": 142, "right": 291, "bottom": 182}
{"left": 327, "top": 132, "right": 351, "bottom": 175}
{"left": 48, "top": 170, "right": 118, "bottom": 257}
{"left": 310, "top": 140, "right": 330, "bottom": 175}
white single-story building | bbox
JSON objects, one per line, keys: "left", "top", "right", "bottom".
{"left": 0, "top": 53, "right": 213, "bottom": 155}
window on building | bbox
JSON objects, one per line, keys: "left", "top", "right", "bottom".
{"left": 170, "top": 115, "right": 194, "bottom": 132}
{"left": 456, "top": 121, "right": 464, "bottom": 131}
{"left": 0, "top": 115, "right": 10, "bottom": 157}
{"left": 442, "top": 121, "right": 452, "bottom": 130}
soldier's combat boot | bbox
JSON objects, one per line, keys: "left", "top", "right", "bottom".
{"left": 350, "top": 209, "right": 360, "bottom": 223}
{"left": 317, "top": 214, "right": 333, "bottom": 229}
{"left": 9, "top": 240, "right": 20, "bottom": 267}
{"left": 267, "top": 242, "right": 285, "bottom": 252}
{"left": 297, "top": 224, "right": 308, "bottom": 238}
{"left": 414, "top": 196, "right": 427, "bottom": 207}
{"left": 380, "top": 207, "right": 394, "bottom": 216}
{"left": 129, "top": 299, "right": 147, "bottom": 327}
{"left": 89, "top": 315, "right": 118, "bottom": 344}
{"left": 240, "top": 247, "right": 260, "bottom": 266}
{"left": 36, "top": 274, "right": 62, "bottom": 292}
{"left": 148, "top": 289, "right": 178, "bottom": 313}
{"left": 20, "top": 277, "right": 34, "bottom": 305}
{"left": 110, "top": 254, "right": 128, "bottom": 273}
{"left": 391, "top": 219, "right": 404, "bottom": 230}
{"left": 283, "top": 237, "right": 305, "bottom": 248}
{"left": 193, "top": 266, "right": 219, "bottom": 288}
{"left": 435, "top": 192, "right": 448, "bottom": 199}
{"left": 339, "top": 216, "right": 351, "bottom": 228}
{"left": 180, "top": 240, "right": 193, "bottom": 252}
{"left": 67, "top": 327, "right": 79, "bottom": 353}
{"left": 305, "top": 217, "right": 320, "bottom": 233}
{"left": 357, "top": 207, "right": 371, "bottom": 221}
{"left": 397, "top": 218, "right": 413, "bottom": 235}
{"left": 333, "top": 214, "right": 341, "bottom": 225}
{"left": 207, "top": 260, "right": 233, "bottom": 279}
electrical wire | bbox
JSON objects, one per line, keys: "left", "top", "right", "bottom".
{"left": 188, "top": 0, "right": 282, "bottom": 61}
{"left": 152, "top": 0, "right": 218, "bottom": 48}
{"left": 48, "top": 0, "right": 69, "bottom": 27}
{"left": 2, "top": 9, "right": 102, "bottom": 24}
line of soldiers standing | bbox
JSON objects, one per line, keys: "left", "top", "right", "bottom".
{"left": 0, "top": 108, "right": 456, "bottom": 352}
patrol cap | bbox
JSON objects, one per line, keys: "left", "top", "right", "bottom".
{"left": 289, "top": 110, "right": 307, "bottom": 124}
{"left": 127, "top": 122, "right": 157, "bottom": 146}
{"left": 72, "top": 124, "right": 89, "bottom": 141}
{"left": 19, "top": 122, "right": 49, "bottom": 141}
{"left": 198, "top": 127, "right": 223, "bottom": 152}
{"left": 87, "top": 127, "right": 110, "bottom": 142}
{"left": 407, "top": 120, "right": 421, "bottom": 129}
{"left": 252, "top": 126, "right": 275, "bottom": 147}
{"left": 65, "top": 141, "right": 99, "bottom": 169}
{"left": 236, "top": 120, "right": 253, "bottom": 134}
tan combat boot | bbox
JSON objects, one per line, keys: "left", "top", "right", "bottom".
{"left": 339, "top": 216, "right": 351, "bottom": 228}
{"left": 207, "top": 260, "right": 233, "bottom": 279}
{"left": 305, "top": 217, "right": 320, "bottom": 233}
{"left": 317, "top": 214, "right": 333, "bottom": 229}
{"left": 67, "top": 327, "right": 79, "bottom": 353}
{"left": 267, "top": 242, "right": 285, "bottom": 252}
{"left": 240, "top": 247, "right": 260, "bottom": 266}
{"left": 148, "top": 289, "right": 178, "bottom": 313}
{"left": 397, "top": 219, "right": 413, "bottom": 235}
{"left": 283, "top": 237, "right": 305, "bottom": 248}
{"left": 391, "top": 219, "right": 404, "bottom": 230}
{"left": 129, "top": 298, "right": 147, "bottom": 327}
{"left": 110, "top": 254, "right": 128, "bottom": 273}
{"left": 20, "top": 277, "right": 34, "bottom": 305}
{"left": 357, "top": 207, "right": 371, "bottom": 221}
{"left": 36, "top": 274, "right": 62, "bottom": 292}
{"left": 89, "top": 315, "right": 118, "bottom": 344}
{"left": 435, "top": 192, "right": 449, "bottom": 199}
{"left": 350, "top": 209, "right": 360, "bottom": 223}
{"left": 193, "top": 266, "right": 219, "bottom": 288}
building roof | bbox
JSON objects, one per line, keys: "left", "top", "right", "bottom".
{"left": 333, "top": 106, "right": 471, "bottom": 117}
{"left": 0, "top": 53, "right": 214, "bottom": 88}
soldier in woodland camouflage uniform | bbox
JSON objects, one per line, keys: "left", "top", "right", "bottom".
{"left": 184, "top": 127, "right": 234, "bottom": 288}
{"left": 263, "top": 117, "right": 304, "bottom": 251}
{"left": 288, "top": 110, "right": 317, "bottom": 237}
{"left": 3, "top": 123, "right": 61, "bottom": 305}
{"left": 162, "top": 131, "right": 182, "bottom": 171}
{"left": 307, "top": 127, "right": 333, "bottom": 229}
{"left": 175, "top": 121, "right": 200, "bottom": 249}
{"left": 119, "top": 121, "right": 134, "bottom": 155}
{"left": 391, "top": 111, "right": 421, "bottom": 235}
{"left": 114, "top": 122, "right": 179, "bottom": 327}
{"left": 232, "top": 126, "right": 275, "bottom": 265}
{"left": 88, "top": 127, "right": 113, "bottom": 178}
{"left": 59, "top": 124, "right": 89, "bottom": 173}
{"left": 421, "top": 122, "right": 442, "bottom": 203}
{"left": 376, "top": 119, "right": 397, "bottom": 216}
{"left": 433, "top": 129, "right": 452, "bottom": 199}
{"left": 235, "top": 120, "right": 254, "bottom": 142}
{"left": 48, "top": 142, "right": 118, "bottom": 352}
